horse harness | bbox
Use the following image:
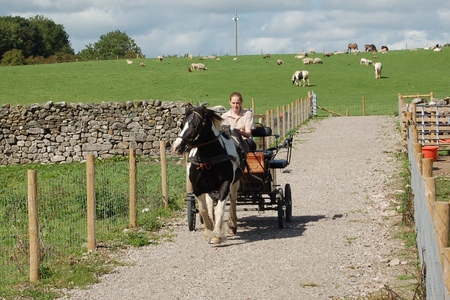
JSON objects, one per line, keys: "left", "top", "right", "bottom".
{"left": 181, "top": 110, "right": 239, "bottom": 170}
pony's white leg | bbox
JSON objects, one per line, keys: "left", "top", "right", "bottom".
{"left": 210, "top": 198, "right": 228, "bottom": 244}
{"left": 197, "top": 194, "right": 213, "bottom": 231}
{"left": 227, "top": 181, "right": 239, "bottom": 235}
{"left": 206, "top": 193, "right": 214, "bottom": 222}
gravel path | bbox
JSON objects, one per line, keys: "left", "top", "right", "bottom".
{"left": 60, "top": 116, "right": 417, "bottom": 300}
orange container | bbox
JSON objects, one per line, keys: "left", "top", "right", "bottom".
{"left": 422, "top": 146, "right": 439, "bottom": 161}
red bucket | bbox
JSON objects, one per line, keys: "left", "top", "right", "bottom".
{"left": 422, "top": 146, "right": 439, "bottom": 161}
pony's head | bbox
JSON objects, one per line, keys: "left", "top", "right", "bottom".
{"left": 172, "top": 105, "right": 222, "bottom": 154}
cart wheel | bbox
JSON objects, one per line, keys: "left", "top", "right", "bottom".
{"left": 285, "top": 183, "right": 292, "bottom": 222}
{"left": 277, "top": 188, "right": 285, "bottom": 228}
{"left": 187, "top": 198, "right": 196, "bottom": 231}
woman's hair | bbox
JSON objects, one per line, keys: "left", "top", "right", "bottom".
{"left": 229, "top": 91, "right": 243, "bottom": 103}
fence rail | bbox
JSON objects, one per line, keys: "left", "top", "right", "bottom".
{"left": 401, "top": 92, "right": 450, "bottom": 299}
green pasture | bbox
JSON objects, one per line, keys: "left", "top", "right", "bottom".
{"left": 0, "top": 48, "right": 449, "bottom": 115}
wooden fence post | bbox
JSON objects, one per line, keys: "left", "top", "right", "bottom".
{"left": 443, "top": 248, "right": 450, "bottom": 297}
{"left": 435, "top": 201, "right": 450, "bottom": 265}
{"left": 129, "top": 148, "right": 137, "bottom": 228}
{"left": 423, "top": 158, "right": 434, "bottom": 177}
{"left": 424, "top": 176, "right": 436, "bottom": 215}
{"left": 27, "top": 170, "right": 39, "bottom": 282}
{"left": 413, "top": 142, "right": 423, "bottom": 173}
{"left": 160, "top": 141, "right": 168, "bottom": 207}
{"left": 276, "top": 107, "right": 280, "bottom": 140}
{"left": 362, "top": 96, "right": 366, "bottom": 116}
{"left": 269, "top": 109, "right": 274, "bottom": 146}
{"left": 86, "top": 154, "right": 96, "bottom": 252}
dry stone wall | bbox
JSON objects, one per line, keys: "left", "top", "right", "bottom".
{"left": 0, "top": 100, "right": 191, "bottom": 165}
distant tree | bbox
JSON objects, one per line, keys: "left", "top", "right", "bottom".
{"left": 29, "top": 15, "right": 74, "bottom": 56}
{"left": 77, "top": 43, "right": 98, "bottom": 61}
{"left": 0, "top": 16, "right": 43, "bottom": 58}
{"left": 0, "top": 15, "right": 73, "bottom": 61}
{"left": 92, "top": 30, "right": 143, "bottom": 60}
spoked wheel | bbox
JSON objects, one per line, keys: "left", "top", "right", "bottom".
{"left": 186, "top": 194, "right": 197, "bottom": 231}
{"left": 285, "top": 183, "right": 292, "bottom": 222}
{"left": 277, "top": 188, "right": 286, "bottom": 228}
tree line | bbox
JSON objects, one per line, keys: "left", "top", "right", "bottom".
{"left": 0, "top": 15, "right": 144, "bottom": 66}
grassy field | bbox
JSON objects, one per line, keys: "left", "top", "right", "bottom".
{"left": 0, "top": 48, "right": 449, "bottom": 115}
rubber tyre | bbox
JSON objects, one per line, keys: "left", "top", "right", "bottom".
{"left": 285, "top": 184, "right": 292, "bottom": 222}
{"left": 277, "top": 188, "right": 285, "bottom": 228}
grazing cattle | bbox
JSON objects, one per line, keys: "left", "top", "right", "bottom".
{"left": 157, "top": 55, "right": 163, "bottom": 61}
{"left": 434, "top": 47, "right": 442, "bottom": 52}
{"left": 291, "top": 70, "right": 310, "bottom": 87}
{"left": 364, "top": 44, "right": 377, "bottom": 52}
{"left": 188, "top": 54, "right": 193, "bottom": 60}
{"left": 374, "top": 62, "right": 382, "bottom": 79}
{"left": 172, "top": 105, "right": 245, "bottom": 244}
{"left": 139, "top": 62, "right": 146, "bottom": 67}
{"left": 263, "top": 53, "right": 271, "bottom": 59}
{"left": 126, "top": 59, "right": 133, "bottom": 65}
{"left": 380, "top": 45, "right": 389, "bottom": 52}
{"left": 277, "top": 59, "right": 284, "bottom": 65}
{"left": 348, "top": 43, "right": 358, "bottom": 52}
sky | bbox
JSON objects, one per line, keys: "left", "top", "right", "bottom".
{"left": 1, "top": 0, "right": 450, "bottom": 58}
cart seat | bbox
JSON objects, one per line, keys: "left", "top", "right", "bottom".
{"left": 252, "top": 126, "right": 272, "bottom": 137}
{"left": 267, "top": 159, "right": 288, "bottom": 169}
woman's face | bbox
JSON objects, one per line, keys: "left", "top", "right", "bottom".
{"left": 230, "top": 96, "right": 242, "bottom": 113}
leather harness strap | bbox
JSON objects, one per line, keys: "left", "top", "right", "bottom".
{"left": 189, "top": 154, "right": 236, "bottom": 166}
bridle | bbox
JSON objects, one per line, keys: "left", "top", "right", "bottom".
{"left": 178, "top": 110, "right": 220, "bottom": 149}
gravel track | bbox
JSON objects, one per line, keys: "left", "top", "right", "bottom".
{"left": 59, "top": 116, "right": 417, "bottom": 300}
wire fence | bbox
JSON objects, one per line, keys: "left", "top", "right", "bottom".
{"left": 0, "top": 155, "right": 186, "bottom": 291}
{"left": 312, "top": 93, "right": 399, "bottom": 117}
{"left": 407, "top": 127, "right": 447, "bottom": 299}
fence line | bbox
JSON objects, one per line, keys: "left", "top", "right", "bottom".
{"left": 407, "top": 127, "right": 447, "bottom": 299}
{"left": 312, "top": 92, "right": 399, "bottom": 117}
{"left": 401, "top": 92, "right": 450, "bottom": 299}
